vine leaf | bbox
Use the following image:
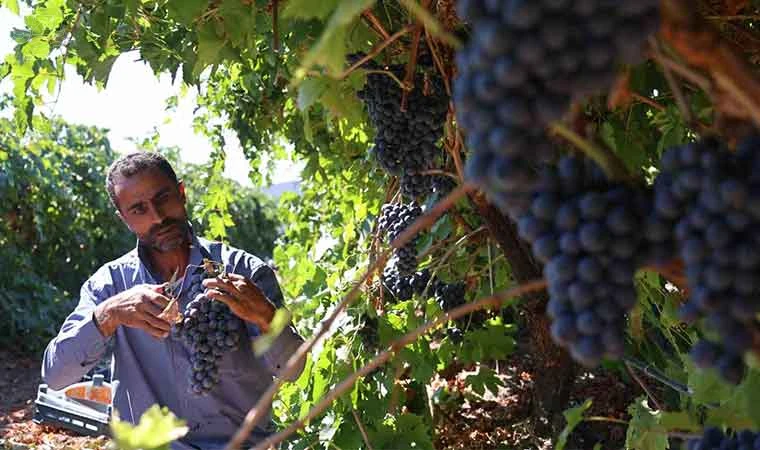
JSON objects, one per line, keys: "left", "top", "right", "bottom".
{"left": 282, "top": 0, "right": 340, "bottom": 20}
{"left": 193, "top": 22, "right": 227, "bottom": 78}
{"left": 297, "top": 77, "right": 329, "bottom": 111}
{"left": 555, "top": 398, "right": 592, "bottom": 450}
{"left": 294, "top": 0, "right": 375, "bottom": 80}
{"left": 464, "top": 366, "right": 503, "bottom": 397}
{"left": 111, "top": 405, "right": 188, "bottom": 450}
{"left": 373, "top": 414, "right": 434, "bottom": 450}
{"left": 4, "top": 0, "right": 20, "bottom": 15}
{"left": 625, "top": 397, "right": 669, "bottom": 450}
{"left": 166, "top": 0, "right": 207, "bottom": 27}
{"left": 34, "top": 0, "right": 66, "bottom": 32}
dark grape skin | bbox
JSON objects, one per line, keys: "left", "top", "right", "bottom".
{"left": 173, "top": 274, "right": 244, "bottom": 396}
{"left": 358, "top": 63, "right": 447, "bottom": 199}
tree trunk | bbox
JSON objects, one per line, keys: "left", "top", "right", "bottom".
{"left": 468, "top": 191, "right": 576, "bottom": 438}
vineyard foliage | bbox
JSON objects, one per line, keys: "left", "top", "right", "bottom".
{"left": 0, "top": 105, "right": 280, "bottom": 351}
{"left": 6, "top": 0, "right": 760, "bottom": 448}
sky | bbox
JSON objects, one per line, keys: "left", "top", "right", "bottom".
{"left": 0, "top": 8, "right": 303, "bottom": 187}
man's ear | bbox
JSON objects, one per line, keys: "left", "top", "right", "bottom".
{"left": 178, "top": 180, "right": 186, "bottom": 201}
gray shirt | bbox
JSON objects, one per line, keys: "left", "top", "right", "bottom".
{"left": 41, "top": 231, "right": 305, "bottom": 449}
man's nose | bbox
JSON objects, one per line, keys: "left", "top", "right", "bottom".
{"left": 147, "top": 202, "right": 167, "bottom": 224}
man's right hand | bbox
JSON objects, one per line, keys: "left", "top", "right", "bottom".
{"left": 93, "top": 284, "right": 173, "bottom": 339}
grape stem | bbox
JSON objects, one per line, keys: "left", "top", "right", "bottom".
{"left": 548, "top": 123, "right": 631, "bottom": 182}
{"left": 650, "top": 37, "right": 697, "bottom": 129}
{"left": 224, "top": 184, "right": 474, "bottom": 450}
{"left": 622, "top": 356, "right": 694, "bottom": 397}
{"left": 361, "top": 10, "right": 391, "bottom": 40}
{"left": 624, "top": 361, "right": 662, "bottom": 410}
{"left": 400, "top": 0, "right": 431, "bottom": 111}
{"left": 351, "top": 409, "right": 375, "bottom": 450}
{"left": 424, "top": 28, "right": 452, "bottom": 97}
{"left": 249, "top": 279, "right": 548, "bottom": 450}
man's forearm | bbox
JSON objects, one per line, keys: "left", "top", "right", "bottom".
{"left": 93, "top": 298, "right": 119, "bottom": 337}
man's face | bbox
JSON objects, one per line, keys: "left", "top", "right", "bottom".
{"left": 113, "top": 167, "right": 191, "bottom": 252}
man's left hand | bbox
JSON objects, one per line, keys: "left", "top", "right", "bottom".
{"left": 202, "top": 273, "right": 277, "bottom": 333}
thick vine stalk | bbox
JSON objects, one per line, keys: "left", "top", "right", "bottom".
{"left": 224, "top": 184, "right": 475, "bottom": 450}
{"left": 251, "top": 279, "right": 548, "bottom": 450}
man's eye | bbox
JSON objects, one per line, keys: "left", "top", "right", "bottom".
{"left": 131, "top": 205, "right": 145, "bottom": 214}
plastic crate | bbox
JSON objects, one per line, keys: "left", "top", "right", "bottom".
{"left": 33, "top": 375, "right": 117, "bottom": 437}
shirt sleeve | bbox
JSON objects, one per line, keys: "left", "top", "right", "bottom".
{"left": 234, "top": 258, "right": 306, "bottom": 382}
{"left": 41, "top": 272, "right": 114, "bottom": 390}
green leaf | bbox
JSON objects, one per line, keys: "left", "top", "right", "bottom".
{"left": 10, "top": 28, "right": 32, "bottom": 44}
{"left": 193, "top": 22, "right": 227, "bottom": 78}
{"left": 555, "top": 399, "right": 592, "bottom": 450}
{"left": 297, "top": 77, "right": 329, "bottom": 111}
{"left": 166, "top": 0, "right": 208, "bottom": 26}
{"left": 22, "top": 37, "right": 50, "bottom": 60}
{"left": 625, "top": 397, "right": 669, "bottom": 450}
{"left": 296, "top": 0, "right": 375, "bottom": 78}
{"left": 111, "top": 405, "right": 188, "bottom": 450}
{"left": 373, "top": 414, "right": 434, "bottom": 450}
{"left": 282, "top": 0, "right": 340, "bottom": 19}
{"left": 4, "top": 0, "right": 20, "bottom": 15}
{"left": 218, "top": 0, "right": 256, "bottom": 49}
{"left": 34, "top": 0, "right": 65, "bottom": 31}
{"left": 464, "top": 366, "right": 503, "bottom": 397}
{"left": 252, "top": 308, "right": 293, "bottom": 356}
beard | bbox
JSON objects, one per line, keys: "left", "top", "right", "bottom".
{"left": 139, "top": 218, "right": 191, "bottom": 252}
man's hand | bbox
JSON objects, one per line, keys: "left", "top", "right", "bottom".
{"left": 202, "top": 273, "right": 277, "bottom": 333}
{"left": 94, "top": 284, "right": 173, "bottom": 339}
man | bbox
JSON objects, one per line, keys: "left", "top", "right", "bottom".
{"left": 42, "top": 152, "right": 305, "bottom": 449}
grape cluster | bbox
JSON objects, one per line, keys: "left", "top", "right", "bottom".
{"left": 357, "top": 61, "right": 448, "bottom": 199}
{"left": 432, "top": 174, "right": 457, "bottom": 198}
{"left": 454, "top": 0, "right": 659, "bottom": 215}
{"left": 379, "top": 202, "right": 423, "bottom": 275}
{"left": 516, "top": 155, "right": 650, "bottom": 366}
{"left": 435, "top": 281, "right": 466, "bottom": 311}
{"left": 687, "top": 427, "right": 760, "bottom": 450}
{"left": 173, "top": 269, "right": 245, "bottom": 395}
{"left": 654, "top": 137, "right": 760, "bottom": 384}
{"left": 382, "top": 266, "right": 434, "bottom": 301}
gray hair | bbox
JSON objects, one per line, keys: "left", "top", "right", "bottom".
{"left": 106, "top": 152, "right": 179, "bottom": 209}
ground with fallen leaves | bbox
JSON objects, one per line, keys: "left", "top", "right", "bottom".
{"left": 1, "top": 349, "right": 644, "bottom": 449}
{"left": 0, "top": 350, "right": 109, "bottom": 450}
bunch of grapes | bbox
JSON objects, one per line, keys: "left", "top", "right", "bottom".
{"left": 173, "top": 265, "right": 245, "bottom": 395}
{"left": 379, "top": 202, "right": 423, "bottom": 274}
{"left": 432, "top": 174, "right": 458, "bottom": 198}
{"left": 382, "top": 266, "right": 435, "bottom": 301}
{"left": 357, "top": 60, "right": 449, "bottom": 199}
{"left": 515, "top": 155, "right": 651, "bottom": 366}
{"left": 686, "top": 427, "right": 760, "bottom": 450}
{"left": 654, "top": 137, "right": 760, "bottom": 384}
{"left": 435, "top": 281, "right": 466, "bottom": 311}
{"left": 454, "top": 0, "right": 660, "bottom": 213}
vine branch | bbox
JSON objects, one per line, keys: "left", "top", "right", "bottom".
{"left": 362, "top": 10, "right": 391, "bottom": 40}
{"left": 400, "top": 0, "right": 432, "bottom": 111}
{"left": 339, "top": 25, "right": 414, "bottom": 80}
{"left": 224, "top": 184, "right": 474, "bottom": 450}
{"left": 251, "top": 279, "right": 548, "bottom": 450}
